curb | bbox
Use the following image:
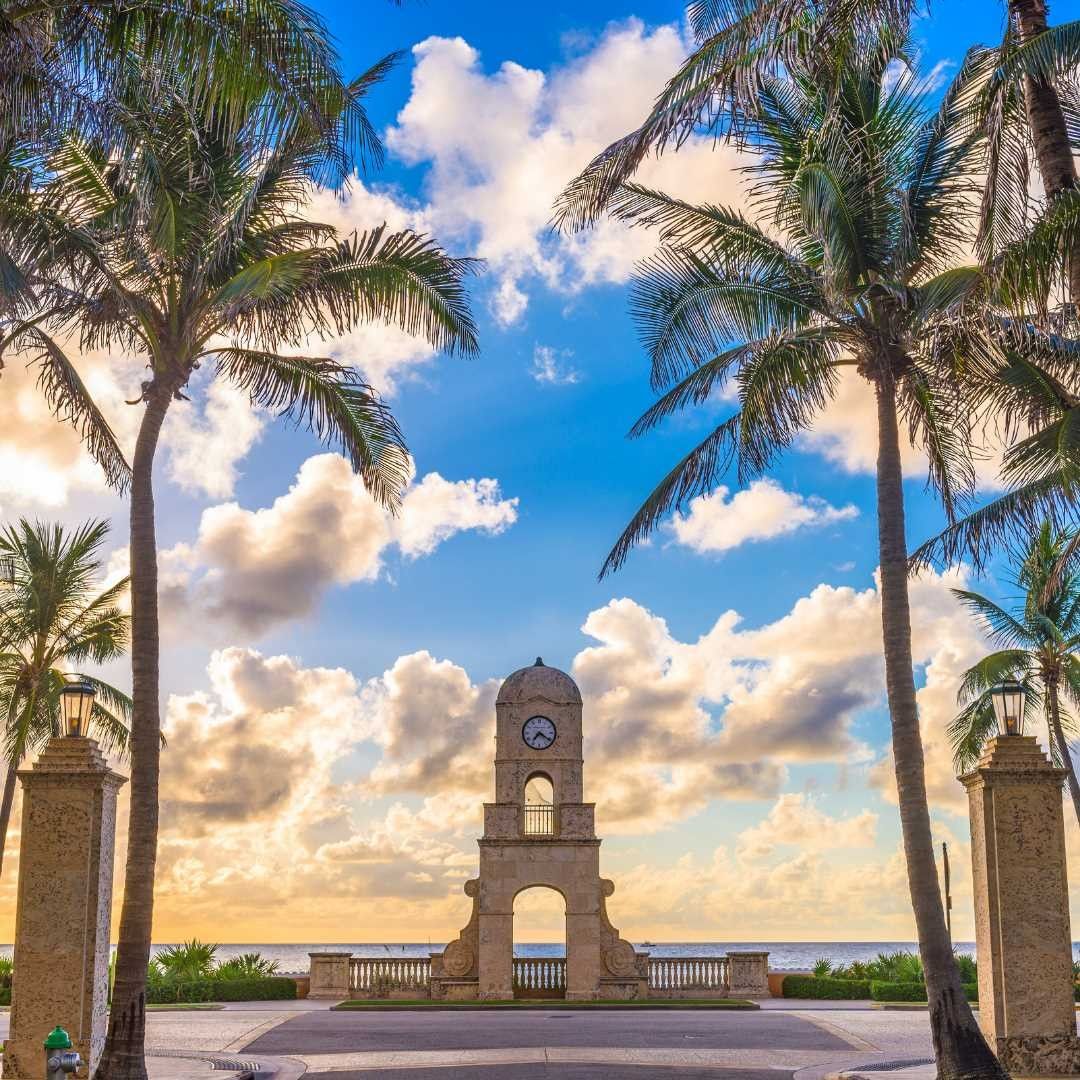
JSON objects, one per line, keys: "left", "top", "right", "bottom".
{"left": 330, "top": 1000, "right": 760, "bottom": 1011}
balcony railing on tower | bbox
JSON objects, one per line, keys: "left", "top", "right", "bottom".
{"left": 523, "top": 803, "right": 555, "bottom": 836}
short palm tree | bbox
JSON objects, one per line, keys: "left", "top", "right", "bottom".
{"left": 557, "top": 42, "right": 1022, "bottom": 1078}
{"left": 0, "top": 518, "right": 131, "bottom": 877}
{"left": 949, "top": 521, "right": 1080, "bottom": 825}
{"left": 1, "top": 87, "right": 478, "bottom": 1080}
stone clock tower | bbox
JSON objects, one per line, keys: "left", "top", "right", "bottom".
{"left": 430, "top": 658, "right": 645, "bottom": 1000}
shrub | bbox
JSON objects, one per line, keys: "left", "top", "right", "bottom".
{"left": 215, "top": 953, "right": 280, "bottom": 980}
{"left": 781, "top": 975, "right": 871, "bottom": 999}
{"left": 0, "top": 985, "right": 9, "bottom": 1006}
{"left": 153, "top": 940, "right": 218, "bottom": 982}
{"left": 871, "top": 981, "right": 926, "bottom": 1001}
{"left": 870, "top": 981, "right": 978, "bottom": 1003}
{"left": 955, "top": 954, "right": 977, "bottom": 983}
{"left": 811, "top": 957, "right": 833, "bottom": 977}
{"left": 146, "top": 976, "right": 296, "bottom": 1004}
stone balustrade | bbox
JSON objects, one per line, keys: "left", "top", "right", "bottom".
{"left": 349, "top": 956, "right": 432, "bottom": 998}
{"left": 311, "top": 948, "right": 770, "bottom": 1002}
{"left": 647, "top": 956, "right": 729, "bottom": 997}
{"left": 513, "top": 957, "right": 566, "bottom": 997}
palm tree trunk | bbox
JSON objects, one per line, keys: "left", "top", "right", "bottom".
{"left": 1045, "top": 675, "right": 1080, "bottom": 827}
{"left": 0, "top": 762, "right": 16, "bottom": 878}
{"left": 874, "top": 371, "right": 1006, "bottom": 1079}
{"left": 96, "top": 387, "right": 172, "bottom": 1080}
{"left": 1010, "top": 0, "right": 1080, "bottom": 302}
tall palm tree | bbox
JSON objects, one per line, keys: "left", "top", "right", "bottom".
{"left": 949, "top": 521, "right": 1080, "bottom": 823}
{"left": 557, "top": 42, "right": 1031, "bottom": 1077}
{"left": 980, "top": 2, "right": 1080, "bottom": 301}
{"left": 1, "top": 87, "right": 478, "bottom": 1080}
{"left": 0, "top": 517, "right": 131, "bottom": 876}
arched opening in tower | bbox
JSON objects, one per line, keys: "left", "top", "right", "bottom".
{"left": 512, "top": 885, "right": 567, "bottom": 999}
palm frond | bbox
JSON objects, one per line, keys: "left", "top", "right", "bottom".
{"left": 213, "top": 348, "right": 410, "bottom": 509}
{"left": 600, "top": 416, "right": 742, "bottom": 577}
{"left": 0, "top": 325, "right": 131, "bottom": 492}
{"left": 950, "top": 588, "right": 1037, "bottom": 648}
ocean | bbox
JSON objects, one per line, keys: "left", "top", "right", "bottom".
{"left": 1, "top": 941, "right": 996, "bottom": 974}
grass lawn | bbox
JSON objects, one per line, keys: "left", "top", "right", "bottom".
{"left": 332, "top": 999, "right": 758, "bottom": 1010}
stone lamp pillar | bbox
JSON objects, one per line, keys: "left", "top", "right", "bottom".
{"left": 4, "top": 736, "right": 126, "bottom": 1079}
{"left": 961, "top": 735, "right": 1080, "bottom": 1074}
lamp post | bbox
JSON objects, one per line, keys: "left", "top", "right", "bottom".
{"left": 5, "top": 675, "right": 123, "bottom": 1078}
{"left": 961, "top": 677, "right": 1080, "bottom": 1073}
{"left": 58, "top": 677, "right": 95, "bottom": 737}
{"left": 989, "top": 679, "right": 1026, "bottom": 737}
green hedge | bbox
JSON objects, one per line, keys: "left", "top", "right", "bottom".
{"left": 0, "top": 986, "right": 9, "bottom": 1006}
{"left": 871, "top": 981, "right": 924, "bottom": 1001}
{"left": 870, "top": 981, "right": 978, "bottom": 1002}
{"left": 781, "top": 975, "right": 871, "bottom": 999}
{"left": 147, "top": 977, "right": 296, "bottom": 1004}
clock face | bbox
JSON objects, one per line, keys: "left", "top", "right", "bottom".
{"left": 522, "top": 715, "right": 557, "bottom": 750}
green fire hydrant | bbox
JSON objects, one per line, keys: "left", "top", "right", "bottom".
{"left": 43, "top": 1027, "right": 81, "bottom": 1080}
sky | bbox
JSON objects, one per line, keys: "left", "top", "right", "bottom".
{"left": 0, "top": 0, "right": 1067, "bottom": 946}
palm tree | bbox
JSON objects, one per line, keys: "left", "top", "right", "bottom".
{"left": 0, "top": 517, "right": 131, "bottom": 877}
{"left": 0, "top": 0, "right": 379, "bottom": 181}
{"left": 978, "top": 3, "right": 1080, "bottom": 301}
{"left": 1, "top": 87, "right": 478, "bottom": 1080}
{"left": 949, "top": 521, "right": 1080, "bottom": 824}
{"left": 557, "top": 41, "right": 1025, "bottom": 1078}
{"left": 553, "top": 0, "right": 917, "bottom": 231}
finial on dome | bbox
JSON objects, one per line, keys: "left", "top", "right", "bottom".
{"left": 534, "top": 656, "right": 544, "bottom": 666}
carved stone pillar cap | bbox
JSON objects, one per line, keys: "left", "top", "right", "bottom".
{"left": 959, "top": 735, "right": 1068, "bottom": 789}
{"left": 17, "top": 735, "right": 127, "bottom": 788}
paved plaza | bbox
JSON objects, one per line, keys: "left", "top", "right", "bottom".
{"left": 1, "top": 1000, "right": 942, "bottom": 1080}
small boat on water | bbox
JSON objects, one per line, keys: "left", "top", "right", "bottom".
{"left": 640, "top": 940, "right": 656, "bottom": 947}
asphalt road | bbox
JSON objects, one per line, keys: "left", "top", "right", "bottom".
{"left": 246, "top": 1009, "right": 850, "bottom": 1055}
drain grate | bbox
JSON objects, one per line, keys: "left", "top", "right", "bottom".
{"left": 849, "top": 1059, "right": 934, "bottom": 1073}
{"left": 147, "top": 1050, "right": 261, "bottom": 1073}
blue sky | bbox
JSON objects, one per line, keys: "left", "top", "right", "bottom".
{"left": 0, "top": 0, "right": 1055, "bottom": 944}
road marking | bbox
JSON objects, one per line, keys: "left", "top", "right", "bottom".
{"left": 295, "top": 1047, "right": 866, "bottom": 1072}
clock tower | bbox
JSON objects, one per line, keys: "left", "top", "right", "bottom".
{"left": 431, "top": 658, "right": 644, "bottom": 1001}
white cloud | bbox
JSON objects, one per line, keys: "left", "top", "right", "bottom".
{"left": 162, "top": 453, "right": 518, "bottom": 636}
{"left": 396, "top": 473, "right": 518, "bottom": 557}
{"left": 736, "top": 793, "right": 878, "bottom": 860}
{"left": 162, "top": 377, "right": 265, "bottom": 499}
{"left": 669, "top": 479, "right": 857, "bottom": 554}
{"left": 3, "top": 564, "right": 995, "bottom": 943}
{"left": 0, "top": 347, "right": 140, "bottom": 513}
{"left": 386, "top": 22, "right": 749, "bottom": 323}
{"left": 531, "top": 345, "right": 580, "bottom": 386}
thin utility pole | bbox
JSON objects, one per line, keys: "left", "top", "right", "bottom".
{"left": 942, "top": 841, "right": 952, "bottom": 943}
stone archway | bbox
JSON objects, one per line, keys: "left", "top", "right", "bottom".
{"left": 512, "top": 885, "right": 566, "bottom": 999}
